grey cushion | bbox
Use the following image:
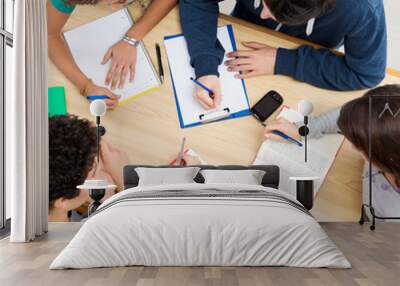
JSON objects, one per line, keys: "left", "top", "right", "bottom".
{"left": 200, "top": 169, "right": 266, "bottom": 185}
{"left": 135, "top": 167, "right": 201, "bottom": 186}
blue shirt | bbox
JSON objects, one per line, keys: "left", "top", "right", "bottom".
{"left": 50, "top": 0, "right": 76, "bottom": 14}
{"left": 180, "top": 0, "right": 387, "bottom": 91}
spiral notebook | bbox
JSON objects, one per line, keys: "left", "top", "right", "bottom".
{"left": 63, "top": 8, "right": 160, "bottom": 105}
{"left": 253, "top": 106, "right": 345, "bottom": 197}
{"left": 164, "top": 25, "right": 251, "bottom": 128}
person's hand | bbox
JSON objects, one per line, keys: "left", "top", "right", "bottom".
{"left": 85, "top": 83, "right": 120, "bottom": 110}
{"left": 225, "top": 41, "right": 277, "bottom": 79}
{"left": 100, "top": 140, "right": 129, "bottom": 190}
{"left": 264, "top": 118, "right": 301, "bottom": 141}
{"left": 195, "top": 75, "right": 222, "bottom": 110}
{"left": 173, "top": 153, "right": 202, "bottom": 166}
{"left": 102, "top": 40, "right": 137, "bottom": 90}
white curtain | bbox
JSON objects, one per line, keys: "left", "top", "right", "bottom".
{"left": 8, "top": 0, "right": 48, "bottom": 242}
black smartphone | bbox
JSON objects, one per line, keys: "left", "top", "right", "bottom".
{"left": 251, "top": 90, "right": 284, "bottom": 123}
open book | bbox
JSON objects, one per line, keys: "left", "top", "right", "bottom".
{"left": 253, "top": 106, "right": 344, "bottom": 197}
{"left": 63, "top": 8, "right": 160, "bottom": 105}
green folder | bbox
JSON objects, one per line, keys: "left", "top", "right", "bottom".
{"left": 48, "top": 86, "right": 67, "bottom": 117}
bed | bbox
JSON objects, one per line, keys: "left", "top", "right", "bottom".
{"left": 50, "top": 165, "right": 350, "bottom": 269}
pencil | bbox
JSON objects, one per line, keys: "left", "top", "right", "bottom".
{"left": 176, "top": 137, "right": 186, "bottom": 166}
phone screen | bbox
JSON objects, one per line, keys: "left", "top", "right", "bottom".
{"left": 251, "top": 91, "right": 283, "bottom": 122}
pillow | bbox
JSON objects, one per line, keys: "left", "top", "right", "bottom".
{"left": 135, "top": 167, "right": 201, "bottom": 186}
{"left": 200, "top": 169, "right": 266, "bottom": 185}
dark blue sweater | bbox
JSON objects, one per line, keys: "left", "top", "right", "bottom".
{"left": 180, "top": 0, "right": 387, "bottom": 91}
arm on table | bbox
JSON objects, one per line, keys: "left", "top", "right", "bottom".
{"left": 295, "top": 107, "right": 341, "bottom": 139}
{"left": 264, "top": 107, "right": 341, "bottom": 140}
{"left": 180, "top": 0, "right": 225, "bottom": 109}
{"left": 275, "top": 6, "right": 387, "bottom": 91}
{"left": 103, "top": 0, "right": 177, "bottom": 89}
{"left": 100, "top": 140, "right": 129, "bottom": 192}
{"left": 46, "top": 1, "right": 119, "bottom": 108}
{"left": 180, "top": 0, "right": 225, "bottom": 79}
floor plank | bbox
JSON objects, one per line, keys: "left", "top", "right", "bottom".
{"left": 0, "top": 222, "right": 399, "bottom": 286}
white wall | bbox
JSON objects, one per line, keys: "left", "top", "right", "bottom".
{"left": 383, "top": 0, "right": 400, "bottom": 70}
{"left": 220, "top": 0, "right": 400, "bottom": 70}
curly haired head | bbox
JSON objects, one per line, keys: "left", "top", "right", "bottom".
{"left": 49, "top": 115, "right": 98, "bottom": 209}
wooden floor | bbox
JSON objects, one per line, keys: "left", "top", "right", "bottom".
{"left": 1, "top": 223, "right": 399, "bottom": 286}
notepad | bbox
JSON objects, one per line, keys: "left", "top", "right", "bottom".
{"left": 63, "top": 8, "right": 160, "bottom": 105}
{"left": 48, "top": 86, "right": 67, "bottom": 117}
{"left": 253, "top": 106, "right": 344, "bottom": 197}
{"left": 164, "top": 25, "right": 251, "bottom": 128}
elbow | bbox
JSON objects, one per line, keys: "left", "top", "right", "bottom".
{"left": 358, "top": 72, "right": 385, "bottom": 89}
{"left": 338, "top": 69, "right": 386, "bottom": 91}
{"left": 47, "top": 31, "right": 62, "bottom": 42}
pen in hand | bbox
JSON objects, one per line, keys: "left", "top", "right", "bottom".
{"left": 261, "top": 122, "right": 303, "bottom": 147}
{"left": 190, "top": 77, "right": 215, "bottom": 99}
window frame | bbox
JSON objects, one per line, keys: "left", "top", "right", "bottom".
{"left": 1, "top": 0, "right": 14, "bottom": 233}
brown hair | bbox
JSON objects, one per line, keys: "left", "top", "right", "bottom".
{"left": 49, "top": 115, "right": 98, "bottom": 208}
{"left": 268, "top": 0, "right": 336, "bottom": 26}
{"left": 65, "top": 0, "right": 99, "bottom": 5}
{"left": 337, "top": 85, "right": 400, "bottom": 187}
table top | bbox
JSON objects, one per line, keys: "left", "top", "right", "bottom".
{"left": 48, "top": 5, "right": 400, "bottom": 221}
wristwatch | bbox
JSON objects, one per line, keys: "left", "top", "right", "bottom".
{"left": 122, "top": 35, "right": 140, "bottom": 47}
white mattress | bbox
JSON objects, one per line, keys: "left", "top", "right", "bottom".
{"left": 50, "top": 183, "right": 350, "bottom": 269}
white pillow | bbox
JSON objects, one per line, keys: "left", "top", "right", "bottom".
{"left": 135, "top": 167, "right": 201, "bottom": 186}
{"left": 200, "top": 169, "right": 266, "bottom": 185}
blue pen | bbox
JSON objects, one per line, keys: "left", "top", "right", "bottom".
{"left": 190, "top": 77, "right": 215, "bottom": 99}
{"left": 272, "top": 130, "right": 303, "bottom": 147}
{"left": 261, "top": 122, "right": 303, "bottom": 147}
{"left": 86, "top": 95, "right": 110, "bottom": 101}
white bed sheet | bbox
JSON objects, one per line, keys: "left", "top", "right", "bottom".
{"left": 50, "top": 183, "right": 350, "bottom": 269}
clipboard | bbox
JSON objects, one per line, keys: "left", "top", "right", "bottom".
{"left": 164, "top": 25, "right": 251, "bottom": 128}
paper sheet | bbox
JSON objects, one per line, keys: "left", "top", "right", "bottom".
{"left": 253, "top": 106, "right": 344, "bottom": 196}
{"left": 164, "top": 26, "right": 249, "bottom": 127}
{"left": 63, "top": 8, "right": 160, "bottom": 103}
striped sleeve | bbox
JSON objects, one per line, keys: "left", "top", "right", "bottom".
{"left": 295, "top": 107, "right": 341, "bottom": 139}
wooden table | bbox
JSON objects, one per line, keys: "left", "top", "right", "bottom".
{"left": 48, "top": 5, "right": 400, "bottom": 221}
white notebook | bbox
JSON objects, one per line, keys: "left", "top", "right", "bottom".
{"left": 253, "top": 106, "right": 344, "bottom": 197}
{"left": 164, "top": 25, "right": 250, "bottom": 128}
{"left": 63, "top": 8, "right": 160, "bottom": 104}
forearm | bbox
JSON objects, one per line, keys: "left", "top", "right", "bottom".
{"left": 275, "top": 46, "right": 384, "bottom": 91}
{"left": 295, "top": 107, "right": 341, "bottom": 139}
{"left": 48, "top": 34, "right": 89, "bottom": 90}
{"left": 126, "top": 0, "right": 177, "bottom": 40}
{"left": 180, "top": 0, "right": 224, "bottom": 78}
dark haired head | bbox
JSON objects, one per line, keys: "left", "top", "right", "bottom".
{"left": 337, "top": 85, "right": 400, "bottom": 187}
{"left": 267, "top": 0, "right": 336, "bottom": 26}
{"left": 49, "top": 115, "right": 98, "bottom": 208}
